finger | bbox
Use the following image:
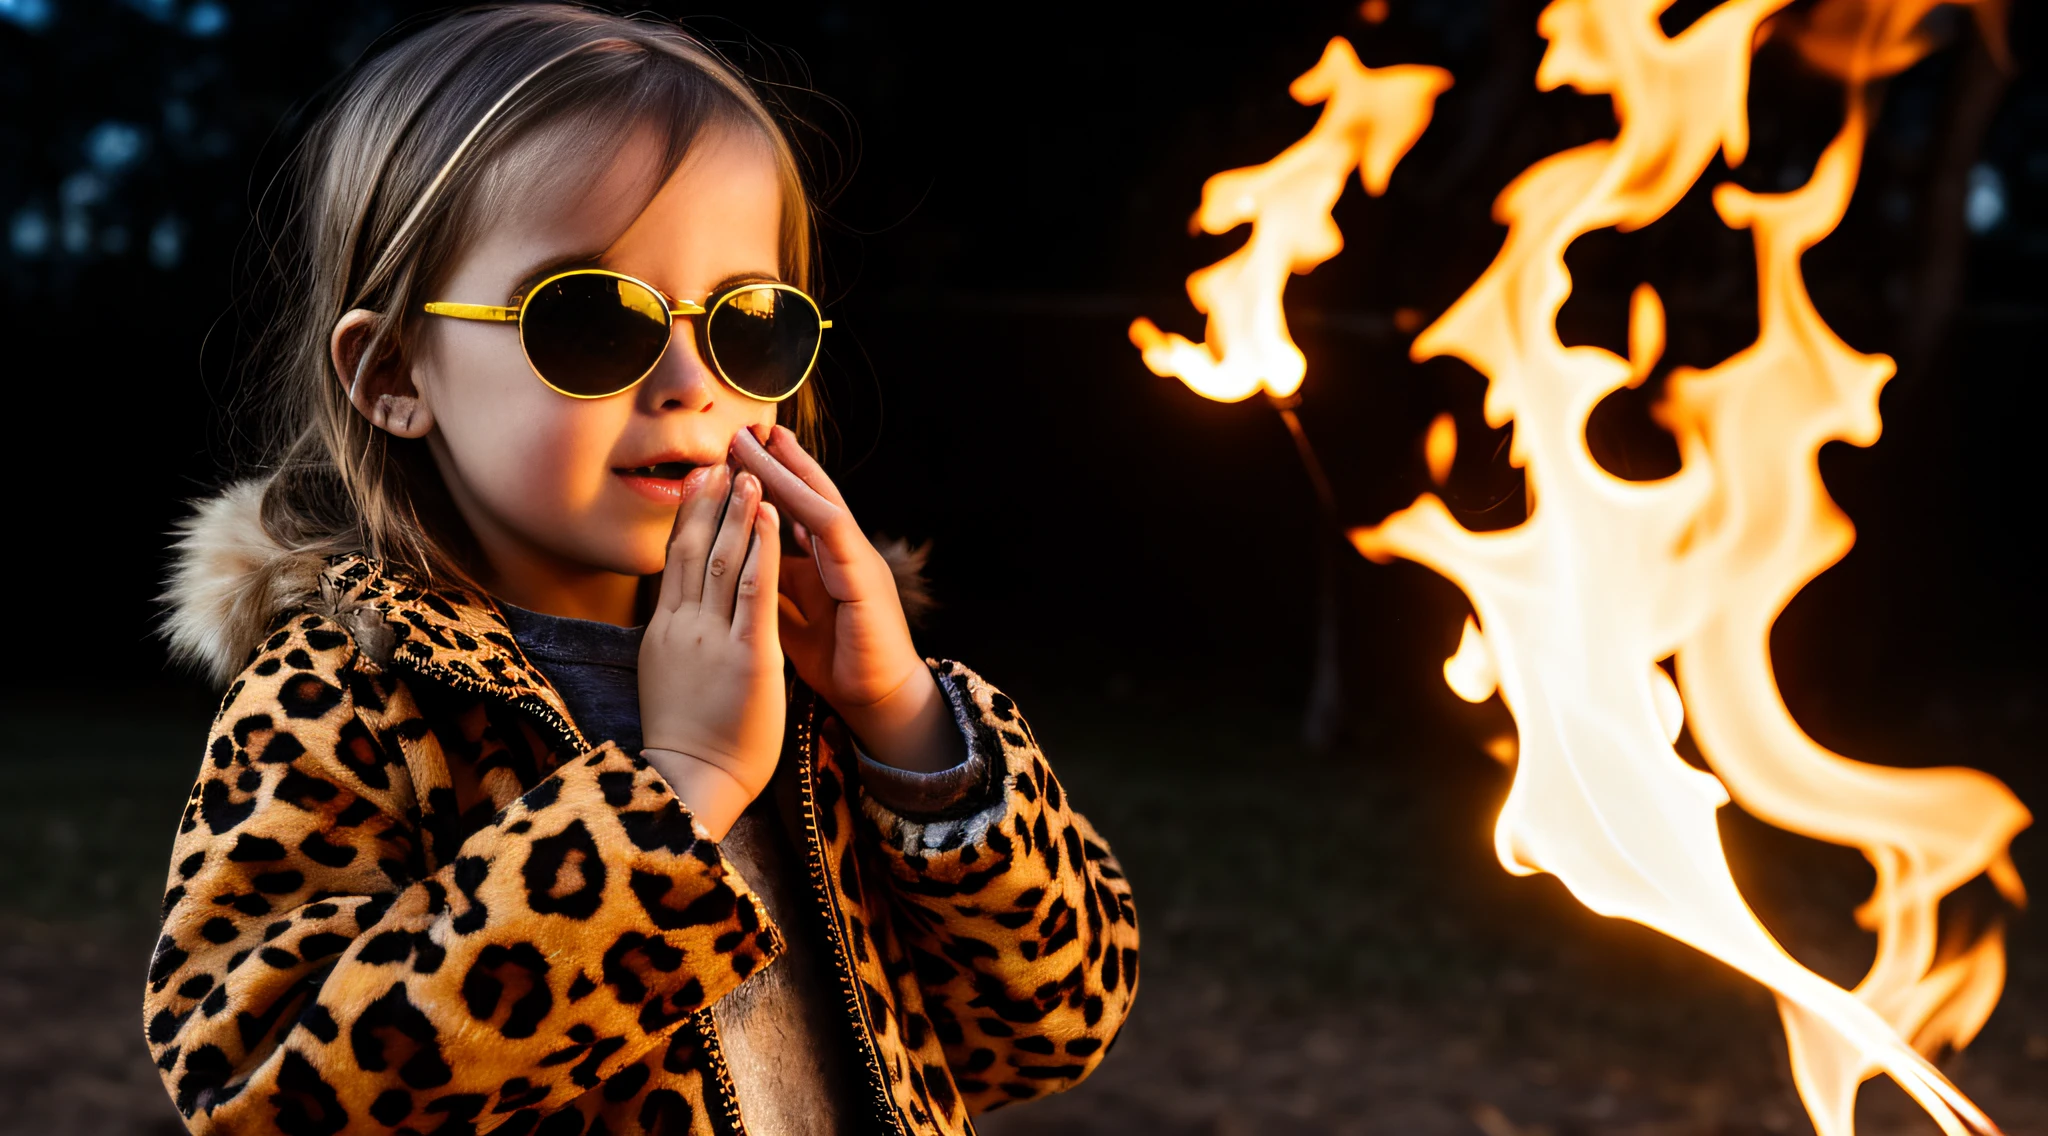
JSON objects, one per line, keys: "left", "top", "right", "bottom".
{"left": 730, "top": 427, "right": 852, "bottom": 542}
{"left": 763, "top": 424, "right": 850, "bottom": 510}
{"left": 730, "top": 429, "right": 870, "bottom": 597}
{"left": 656, "top": 464, "right": 728, "bottom": 612}
{"left": 732, "top": 502, "right": 781, "bottom": 644}
{"left": 701, "top": 471, "right": 761, "bottom": 622}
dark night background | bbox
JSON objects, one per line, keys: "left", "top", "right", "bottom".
{"left": 2, "top": 0, "right": 2044, "bottom": 1133}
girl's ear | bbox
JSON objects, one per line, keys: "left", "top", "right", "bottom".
{"left": 331, "top": 309, "right": 435, "bottom": 439}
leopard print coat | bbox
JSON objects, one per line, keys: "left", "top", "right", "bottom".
{"left": 145, "top": 487, "right": 1139, "bottom": 1136}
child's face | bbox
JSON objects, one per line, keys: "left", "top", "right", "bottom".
{"left": 414, "top": 123, "right": 784, "bottom": 583}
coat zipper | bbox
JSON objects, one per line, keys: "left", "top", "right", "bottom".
{"left": 391, "top": 650, "right": 921, "bottom": 1134}
{"left": 392, "top": 656, "right": 762, "bottom": 1131}
{"left": 794, "top": 697, "right": 908, "bottom": 1136}
{"left": 693, "top": 1008, "right": 747, "bottom": 1136}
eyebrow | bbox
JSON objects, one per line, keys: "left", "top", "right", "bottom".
{"left": 701, "top": 270, "right": 785, "bottom": 298}
{"left": 506, "top": 262, "right": 787, "bottom": 304}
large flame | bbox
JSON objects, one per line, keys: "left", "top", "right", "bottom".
{"left": 1662, "top": 2, "right": 2027, "bottom": 1128}
{"left": 1130, "top": 38, "right": 1450, "bottom": 401}
{"left": 1129, "top": 2, "right": 2028, "bottom": 1132}
{"left": 1341, "top": 0, "right": 2027, "bottom": 1132}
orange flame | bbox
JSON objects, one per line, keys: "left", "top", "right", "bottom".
{"left": 1663, "top": 3, "right": 2027, "bottom": 1126}
{"left": 1425, "top": 412, "right": 1458, "bottom": 485}
{"left": 1343, "top": 0, "right": 2026, "bottom": 1132}
{"left": 1130, "top": 38, "right": 1449, "bottom": 402}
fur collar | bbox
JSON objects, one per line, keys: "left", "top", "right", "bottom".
{"left": 161, "top": 478, "right": 934, "bottom": 687}
{"left": 160, "top": 480, "right": 331, "bottom": 686}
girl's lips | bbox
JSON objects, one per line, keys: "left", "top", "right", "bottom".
{"left": 613, "top": 461, "right": 705, "bottom": 505}
{"left": 615, "top": 471, "right": 689, "bottom": 504}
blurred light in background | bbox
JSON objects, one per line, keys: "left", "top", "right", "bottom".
{"left": 0, "top": 0, "right": 54, "bottom": 32}
{"left": 162, "top": 97, "right": 195, "bottom": 136}
{"left": 86, "top": 120, "right": 147, "bottom": 172}
{"left": 10, "top": 208, "right": 50, "bottom": 258}
{"left": 149, "top": 214, "right": 183, "bottom": 269}
{"left": 1966, "top": 162, "right": 2007, "bottom": 234}
{"left": 115, "top": 0, "right": 226, "bottom": 35}
{"left": 183, "top": 0, "right": 224, "bottom": 37}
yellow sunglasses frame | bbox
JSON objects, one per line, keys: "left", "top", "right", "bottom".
{"left": 423, "top": 268, "right": 832, "bottom": 403}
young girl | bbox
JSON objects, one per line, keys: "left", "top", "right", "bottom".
{"left": 145, "top": 8, "right": 1138, "bottom": 1134}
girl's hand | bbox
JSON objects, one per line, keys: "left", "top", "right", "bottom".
{"left": 731, "top": 426, "right": 962, "bottom": 774}
{"left": 638, "top": 464, "right": 784, "bottom": 841}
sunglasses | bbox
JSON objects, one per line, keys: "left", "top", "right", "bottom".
{"left": 423, "top": 268, "right": 831, "bottom": 402}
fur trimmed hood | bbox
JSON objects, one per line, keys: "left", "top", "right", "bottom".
{"left": 161, "top": 478, "right": 933, "bottom": 686}
{"left": 160, "top": 481, "right": 331, "bottom": 686}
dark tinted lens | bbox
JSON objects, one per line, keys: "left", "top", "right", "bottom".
{"left": 705, "top": 285, "right": 820, "bottom": 399}
{"left": 520, "top": 273, "right": 672, "bottom": 397}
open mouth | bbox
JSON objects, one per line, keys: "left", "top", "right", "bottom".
{"left": 612, "top": 460, "right": 705, "bottom": 504}
{"left": 615, "top": 461, "right": 698, "bottom": 480}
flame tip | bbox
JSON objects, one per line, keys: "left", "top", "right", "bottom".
{"left": 1133, "top": 29, "right": 1448, "bottom": 404}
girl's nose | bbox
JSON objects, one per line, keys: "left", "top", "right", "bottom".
{"left": 640, "top": 324, "right": 719, "bottom": 413}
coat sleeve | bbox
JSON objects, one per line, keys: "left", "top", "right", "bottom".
{"left": 856, "top": 661, "right": 1140, "bottom": 1114}
{"left": 143, "top": 610, "right": 780, "bottom": 1136}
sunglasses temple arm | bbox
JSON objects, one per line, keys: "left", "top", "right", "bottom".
{"left": 423, "top": 301, "right": 518, "bottom": 321}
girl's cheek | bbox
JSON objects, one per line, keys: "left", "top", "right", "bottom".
{"left": 434, "top": 352, "right": 618, "bottom": 529}
{"left": 494, "top": 402, "right": 619, "bottom": 518}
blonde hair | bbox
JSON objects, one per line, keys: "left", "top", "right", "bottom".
{"left": 247, "top": 4, "right": 820, "bottom": 587}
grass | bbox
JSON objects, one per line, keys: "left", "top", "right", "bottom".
{"left": 0, "top": 695, "right": 208, "bottom": 929}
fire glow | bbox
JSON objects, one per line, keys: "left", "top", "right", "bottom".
{"left": 1130, "top": 37, "right": 1450, "bottom": 402}
{"left": 1133, "top": 1, "right": 2029, "bottom": 1133}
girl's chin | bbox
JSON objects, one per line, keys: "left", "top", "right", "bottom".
{"left": 558, "top": 515, "right": 675, "bottom": 581}
{"left": 592, "top": 549, "right": 672, "bottom": 582}
{"left": 614, "top": 534, "right": 678, "bottom": 579}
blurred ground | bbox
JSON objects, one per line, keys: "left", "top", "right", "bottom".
{"left": 4, "top": 686, "right": 2044, "bottom": 1136}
